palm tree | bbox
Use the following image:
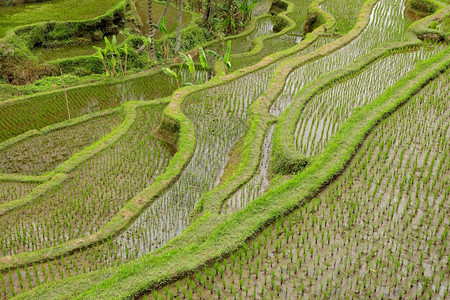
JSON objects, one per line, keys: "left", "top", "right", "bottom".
{"left": 174, "top": 0, "right": 183, "bottom": 53}
{"left": 148, "top": 0, "right": 155, "bottom": 58}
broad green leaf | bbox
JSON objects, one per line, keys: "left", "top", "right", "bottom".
{"left": 169, "top": 22, "right": 178, "bottom": 34}
{"left": 162, "top": 67, "right": 178, "bottom": 78}
{"left": 205, "top": 49, "right": 221, "bottom": 60}
{"left": 104, "top": 36, "right": 111, "bottom": 51}
{"left": 160, "top": 16, "right": 167, "bottom": 33}
{"left": 199, "top": 47, "right": 208, "bottom": 69}
{"left": 180, "top": 52, "right": 190, "bottom": 66}
{"left": 93, "top": 46, "right": 103, "bottom": 60}
{"left": 188, "top": 55, "right": 195, "bottom": 74}
{"left": 224, "top": 41, "right": 232, "bottom": 63}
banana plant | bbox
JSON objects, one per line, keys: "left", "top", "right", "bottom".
{"left": 180, "top": 52, "right": 195, "bottom": 83}
{"left": 223, "top": 40, "right": 232, "bottom": 70}
{"left": 163, "top": 41, "right": 233, "bottom": 87}
{"left": 153, "top": 16, "right": 178, "bottom": 59}
{"left": 111, "top": 35, "right": 125, "bottom": 76}
{"left": 93, "top": 35, "right": 129, "bottom": 77}
{"left": 142, "top": 36, "right": 156, "bottom": 65}
{"left": 199, "top": 47, "right": 209, "bottom": 69}
{"left": 122, "top": 43, "right": 128, "bottom": 75}
{"left": 163, "top": 52, "right": 197, "bottom": 87}
{"left": 93, "top": 46, "right": 110, "bottom": 76}
{"left": 201, "top": 41, "right": 232, "bottom": 70}
{"left": 104, "top": 36, "right": 117, "bottom": 77}
{"left": 235, "top": 0, "right": 258, "bottom": 24}
{"left": 162, "top": 66, "right": 182, "bottom": 87}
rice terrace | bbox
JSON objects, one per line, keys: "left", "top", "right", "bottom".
{"left": 0, "top": 0, "right": 448, "bottom": 298}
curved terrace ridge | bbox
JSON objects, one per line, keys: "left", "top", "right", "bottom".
{"left": 0, "top": 0, "right": 319, "bottom": 288}
{"left": 0, "top": 0, "right": 447, "bottom": 299}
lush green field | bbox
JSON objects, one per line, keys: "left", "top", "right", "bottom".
{"left": 0, "top": 0, "right": 121, "bottom": 37}
{"left": 29, "top": 0, "right": 195, "bottom": 62}
{"left": 147, "top": 70, "right": 449, "bottom": 299}
{"left": 0, "top": 0, "right": 448, "bottom": 299}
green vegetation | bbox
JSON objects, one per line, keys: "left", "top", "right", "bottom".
{"left": 0, "top": 182, "right": 37, "bottom": 205}
{"left": 0, "top": 0, "right": 448, "bottom": 299}
{"left": 0, "top": 112, "right": 123, "bottom": 175}
{"left": 322, "top": 0, "right": 366, "bottom": 33}
{"left": 0, "top": 104, "right": 173, "bottom": 258}
{"left": 93, "top": 36, "right": 130, "bottom": 77}
{"left": 152, "top": 72, "right": 449, "bottom": 299}
{"left": 0, "top": 64, "right": 210, "bottom": 142}
{"left": 0, "top": 0, "right": 122, "bottom": 38}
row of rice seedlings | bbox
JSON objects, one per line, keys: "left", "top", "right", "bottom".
{"left": 321, "top": 0, "right": 366, "bottom": 34}
{"left": 110, "top": 0, "right": 357, "bottom": 260}
{"left": 0, "top": 238, "right": 127, "bottom": 298}
{"left": 269, "top": 0, "right": 412, "bottom": 116}
{"left": 231, "top": 35, "right": 298, "bottom": 70}
{"left": 143, "top": 68, "right": 449, "bottom": 300}
{"left": 208, "top": 17, "right": 276, "bottom": 57}
{"left": 294, "top": 43, "right": 445, "bottom": 157}
{"left": 0, "top": 182, "right": 37, "bottom": 205}
{"left": 0, "top": 55, "right": 286, "bottom": 297}
{"left": 251, "top": 0, "right": 273, "bottom": 18}
{"left": 0, "top": 105, "right": 174, "bottom": 257}
{"left": 114, "top": 64, "right": 280, "bottom": 258}
{"left": 0, "top": 18, "right": 328, "bottom": 293}
{"left": 232, "top": 17, "right": 276, "bottom": 54}
{"left": 231, "top": 0, "right": 320, "bottom": 71}
{"left": 204, "top": 0, "right": 290, "bottom": 63}
{"left": 221, "top": 125, "right": 275, "bottom": 214}
{"left": 289, "top": 0, "right": 315, "bottom": 34}
{"left": 181, "top": 67, "right": 214, "bottom": 86}
{"left": 0, "top": 0, "right": 404, "bottom": 288}
{"left": 0, "top": 113, "right": 123, "bottom": 176}
{"left": 0, "top": 68, "right": 210, "bottom": 143}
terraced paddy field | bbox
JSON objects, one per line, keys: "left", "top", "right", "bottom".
{"left": 150, "top": 71, "right": 449, "bottom": 299}
{"left": 28, "top": 0, "right": 194, "bottom": 61}
{"left": 0, "top": 0, "right": 122, "bottom": 38}
{"left": 0, "top": 0, "right": 448, "bottom": 299}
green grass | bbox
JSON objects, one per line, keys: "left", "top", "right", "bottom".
{"left": 0, "top": 0, "right": 122, "bottom": 38}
